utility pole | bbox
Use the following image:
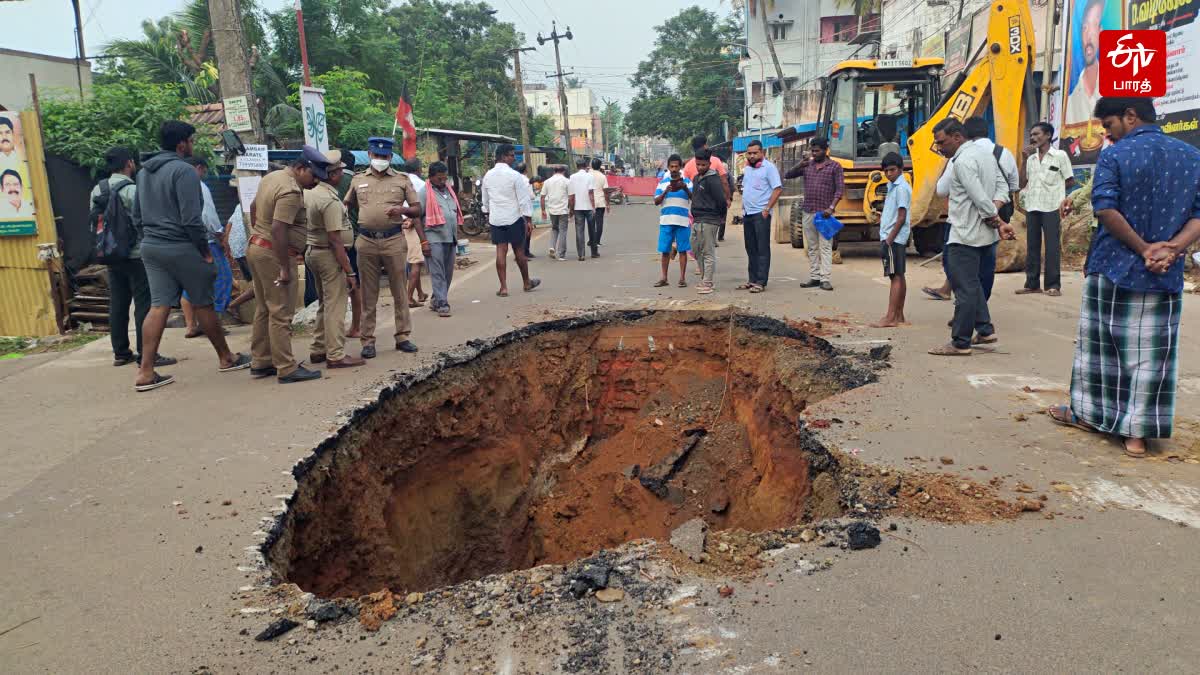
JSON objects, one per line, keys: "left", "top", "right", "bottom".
{"left": 1039, "top": 0, "right": 1059, "bottom": 121}
{"left": 208, "top": 0, "right": 264, "bottom": 143}
{"left": 508, "top": 46, "right": 536, "bottom": 170}
{"left": 295, "top": 0, "right": 313, "bottom": 86}
{"left": 537, "top": 22, "right": 574, "bottom": 166}
{"left": 69, "top": 0, "right": 86, "bottom": 99}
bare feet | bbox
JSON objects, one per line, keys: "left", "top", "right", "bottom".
{"left": 870, "top": 316, "right": 910, "bottom": 328}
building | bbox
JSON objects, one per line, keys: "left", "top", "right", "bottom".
{"left": 0, "top": 48, "right": 91, "bottom": 111}
{"left": 524, "top": 85, "right": 605, "bottom": 156}
{"left": 742, "top": 0, "right": 880, "bottom": 133}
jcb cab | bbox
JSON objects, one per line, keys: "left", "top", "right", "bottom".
{"left": 808, "top": 0, "right": 1036, "bottom": 256}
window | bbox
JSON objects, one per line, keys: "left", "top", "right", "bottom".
{"left": 769, "top": 20, "right": 792, "bottom": 41}
{"left": 751, "top": 81, "right": 765, "bottom": 104}
{"left": 820, "top": 14, "right": 880, "bottom": 43}
{"left": 828, "top": 77, "right": 856, "bottom": 158}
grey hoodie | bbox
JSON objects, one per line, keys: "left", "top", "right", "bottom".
{"left": 132, "top": 151, "right": 206, "bottom": 252}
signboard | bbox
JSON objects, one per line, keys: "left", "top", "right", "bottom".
{"left": 1129, "top": 0, "right": 1200, "bottom": 147}
{"left": 945, "top": 20, "right": 973, "bottom": 76}
{"left": 920, "top": 32, "right": 946, "bottom": 59}
{"left": 300, "top": 85, "right": 329, "bottom": 152}
{"left": 236, "top": 175, "right": 261, "bottom": 218}
{"left": 0, "top": 114, "right": 36, "bottom": 236}
{"left": 223, "top": 95, "right": 253, "bottom": 133}
{"left": 235, "top": 144, "right": 269, "bottom": 171}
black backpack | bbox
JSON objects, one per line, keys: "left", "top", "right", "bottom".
{"left": 91, "top": 177, "right": 136, "bottom": 263}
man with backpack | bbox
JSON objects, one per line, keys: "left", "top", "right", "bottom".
{"left": 90, "top": 147, "right": 175, "bottom": 368}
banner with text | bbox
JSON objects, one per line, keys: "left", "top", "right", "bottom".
{"left": 1128, "top": 0, "right": 1200, "bottom": 147}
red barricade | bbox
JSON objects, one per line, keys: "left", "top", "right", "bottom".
{"left": 606, "top": 175, "right": 660, "bottom": 197}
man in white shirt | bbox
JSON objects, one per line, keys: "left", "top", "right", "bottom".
{"left": 481, "top": 143, "right": 540, "bottom": 296}
{"left": 1018, "top": 121, "right": 1077, "bottom": 296}
{"left": 567, "top": 158, "right": 597, "bottom": 259}
{"left": 540, "top": 165, "right": 571, "bottom": 259}
{"left": 590, "top": 158, "right": 610, "bottom": 249}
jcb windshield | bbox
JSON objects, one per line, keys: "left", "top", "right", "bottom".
{"left": 826, "top": 75, "right": 932, "bottom": 161}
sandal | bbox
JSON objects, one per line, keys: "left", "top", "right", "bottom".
{"left": 922, "top": 287, "right": 951, "bottom": 301}
{"left": 1123, "top": 438, "right": 1148, "bottom": 458}
{"left": 677, "top": 280, "right": 687, "bottom": 288}
{"left": 184, "top": 328, "right": 202, "bottom": 339}
{"left": 972, "top": 333, "right": 998, "bottom": 345}
{"left": 1014, "top": 288, "right": 1043, "bottom": 295}
{"left": 496, "top": 290, "right": 509, "bottom": 297}
{"left": 409, "top": 300, "right": 424, "bottom": 308}
{"left": 524, "top": 279, "right": 542, "bottom": 292}
{"left": 698, "top": 286, "right": 714, "bottom": 295}
{"left": 1046, "top": 289, "right": 1062, "bottom": 297}
{"left": 1046, "top": 405, "right": 1095, "bottom": 432}
{"left": 736, "top": 283, "right": 754, "bottom": 290}
{"left": 654, "top": 279, "right": 669, "bottom": 288}
{"left": 928, "top": 343, "right": 972, "bottom": 356}
{"left": 748, "top": 285, "right": 764, "bottom": 294}
{"left": 135, "top": 373, "right": 175, "bottom": 392}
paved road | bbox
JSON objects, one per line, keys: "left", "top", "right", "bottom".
{"left": 2, "top": 203, "right": 1199, "bottom": 672}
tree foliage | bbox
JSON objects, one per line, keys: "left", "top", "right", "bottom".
{"left": 40, "top": 80, "right": 214, "bottom": 174}
{"left": 625, "top": 7, "right": 743, "bottom": 146}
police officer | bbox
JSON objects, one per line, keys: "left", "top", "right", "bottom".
{"left": 304, "top": 150, "right": 365, "bottom": 369}
{"left": 246, "top": 145, "right": 327, "bottom": 383}
{"left": 343, "top": 137, "right": 425, "bottom": 359}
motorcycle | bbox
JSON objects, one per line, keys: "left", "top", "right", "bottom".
{"left": 459, "top": 179, "right": 488, "bottom": 236}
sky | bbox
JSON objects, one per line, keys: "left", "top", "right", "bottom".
{"left": 0, "top": 0, "right": 732, "bottom": 106}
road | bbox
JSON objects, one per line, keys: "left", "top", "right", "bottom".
{"left": 2, "top": 203, "right": 1199, "bottom": 672}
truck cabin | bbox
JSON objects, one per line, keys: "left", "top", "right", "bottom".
{"left": 817, "top": 59, "right": 945, "bottom": 166}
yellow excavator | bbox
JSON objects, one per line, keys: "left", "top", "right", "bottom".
{"left": 803, "top": 0, "right": 1037, "bottom": 255}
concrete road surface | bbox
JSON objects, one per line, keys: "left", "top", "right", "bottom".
{"left": 2, "top": 203, "right": 1199, "bottom": 672}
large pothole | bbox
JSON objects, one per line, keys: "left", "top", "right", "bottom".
{"left": 263, "top": 310, "right": 879, "bottom": 598}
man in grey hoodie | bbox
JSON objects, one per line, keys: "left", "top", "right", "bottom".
{"left": 132, "top": 120, "right": 249, "bottom": 391}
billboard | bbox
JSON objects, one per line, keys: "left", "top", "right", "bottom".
{"left": 0, "top": 113, "right": 37, "bottom": 236}
{"left": 1128, "top": 0, "right": 1200, "bottom": 147}
{"left": 1060, "top": 0, "right": 1124, "bottom": 164}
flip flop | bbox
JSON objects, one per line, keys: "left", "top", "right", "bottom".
{"left": 1046, "top": 289, "right": 1062, "bottom": 297}
{"left": 135, "top": 373, "right": 175, "bottom": 392}
{"left": 184, "top": 329, "right": 203, "bottom": 339}
{"left": 748, "top": 285, "right": 764, "bottom": 294}
{"left": 409, "top": 300, "right": 424, "bottom": 308}
{"left": 1123, "top": 438, "right": 1148, "bottom": 458}
{"left": 524, "top": 279, "right": 542, "bottom": 292}
{"left": 496, "top": 290, "right": 509, "bottom": 297}
{"left": 654, "top": 280, "right": 669, "bottom": 288}
{"left": 677, "top": 280, "right": 687, "bottom": 288}
{"left": 218, "top": 353, "right": 252, "bottom": 372}
{"left": 698, "top": 286, "right": 714, "bottom": 295}
{"left": 1014, "top": 288, "right": 1043, "bottom": 295}
{"left": 928, "top": 343, "right": 972, "bottom": 356}
{"left": 736, "top": 283, "right": 755, "bottom": 290}
{"left": 972, "top": 334, "right": 998, "bottom": 345}
{"left": 1046, "top": 405, "right": 1095, "bottom": 432}
{"left": 922, "top": 287, "right": 950, "bottom": 301}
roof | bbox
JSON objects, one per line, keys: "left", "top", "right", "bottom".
{"left": 186, "top": 103, "right": 229, "bottom": 134}
{"left": 828, "top": 57, "right": 946, "bottom": 74}
{"left": 417, "top": 128, "right": 516, "bottom": 143}
{"left": 0, "top": 47, "right": 91, "bottom": 67}
{"left": 733, "top": 131, "right": 783, "bottom": 152}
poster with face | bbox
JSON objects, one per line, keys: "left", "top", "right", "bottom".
{"left": 1059, "top": 0, "right": 1124, "bottom": 165}
{"left": 0, "top": 114, "right": 36, "bottom": 236}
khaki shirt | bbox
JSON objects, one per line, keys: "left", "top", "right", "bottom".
{"left": 343, "top": 167, "right": 420, "bottom": 231}
{"left": 305, "top": 181, "right": 353, "bottom": 247}
{"left": 251, "top": 169, "right": 307, "bottom": 251}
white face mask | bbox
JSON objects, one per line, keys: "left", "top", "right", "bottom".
{"left": 370, "top": 158, "right": 390, "bottom": 172}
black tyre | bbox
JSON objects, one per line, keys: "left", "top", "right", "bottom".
{"left": 913, "top": 224, "right": 944, "bottom": 257}
{"left": 789, "top": 207, "right": 805, "bottom": 248}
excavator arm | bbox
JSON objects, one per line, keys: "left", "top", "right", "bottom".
{"left": 905, "top": 0, "right": 1037, "bottom": 226}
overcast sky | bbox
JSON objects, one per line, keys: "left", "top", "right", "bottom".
{"left": 0, "top": 0, "right": 732, "bottom": 105}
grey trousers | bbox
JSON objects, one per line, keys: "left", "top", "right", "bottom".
{"left": 1025, "top": 210, "right": 1062, "bottom": 291}
{"left": 801, "top": 210, "right": 833, "bottom": 282}
{"left": 426, "top": 242, "right": 456, "bottom": 310}
{"left": 550, "top": 214, "right": 570, "bottom": 258}
{"left": 946, "top": 243, "right": 995, "bottom": 350}
{"left": 573, "top": 210, "right": 593, "bottom": 258}
{"left": 691, "top": 221, "right": 719, "bottom": 284}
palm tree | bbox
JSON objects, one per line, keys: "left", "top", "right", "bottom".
{"left": 746, "top": 0, "right": 788, "bottom": 91}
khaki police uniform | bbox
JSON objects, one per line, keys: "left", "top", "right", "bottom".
{"left": 247, "top": 168, "right": 307, "bottom": 377}
{"left": 304, "top": 181, "right": 354, "bottom": 361}
{"left": 344, "top": 167, "right": 420, "bottom": 347}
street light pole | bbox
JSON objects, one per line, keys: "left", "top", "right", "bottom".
{"left": 722, "top": 42, "right": 766, "bottom": 146}
{"left": 538, "top": 22, "right": 575, "bottom": 166}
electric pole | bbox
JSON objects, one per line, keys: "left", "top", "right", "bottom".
{"left": 70, "top": 0, "right": 86, "bottom": 99}
{"left": 1039, "top": 0, "right": 1059, "bottom": 121}
{"left": 508, "top": 46, "right": 536, "bottom": 172}
{"left": 208, "top": 0, "right": 264, "bottom": 143}
{"left": 537, "top": 22, "right": 574, "bottom": 166}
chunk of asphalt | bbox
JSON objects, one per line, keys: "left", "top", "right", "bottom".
{"left": 254, "top": 618, "right": 299, "bottom": 641}
{"left": 569, "top": 563, "right": 612, "bottom": 598}
{"left": 670, "top": 517, "right": 708, "bottom": 562}
{"left": 845, "top": 521, "right": 882, "bottom": 550}
{"left": 639, "top": 431, "right": 706, "bottom": 498}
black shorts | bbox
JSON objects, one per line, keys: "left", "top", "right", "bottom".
{"left": 490, "top": 221, "right": 527, "bottom": 248}
{"left": 882, "top": 241, "right": 907, "bottom": 277}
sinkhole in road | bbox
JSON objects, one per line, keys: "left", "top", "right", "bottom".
{"left": 263, "top": 310, "right": 879, "bottom": 598}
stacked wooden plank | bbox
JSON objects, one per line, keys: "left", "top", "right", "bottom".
{"left": 70, "top": 265, "right": 110, "bottom": 326}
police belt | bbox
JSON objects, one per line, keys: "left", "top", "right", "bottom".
{"left": 358, "top": 226, "right": 404, "bottom": 240}
{"left": 249, "top": 234, "right": 301, "bottom": 257}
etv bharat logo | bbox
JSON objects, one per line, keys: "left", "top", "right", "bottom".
{"left": 1099, "top": 30, "right": 1166, "bottom": 97}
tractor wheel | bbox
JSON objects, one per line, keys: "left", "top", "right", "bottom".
{"left": 914, "top": 224, "right": 944, "bottom": 257}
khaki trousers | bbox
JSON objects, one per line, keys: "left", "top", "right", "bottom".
{"left": 305, "top": 247, "right": 349, "bottom": 361}
{"left": 355, "top": 232, "right": 411, "bottom": 347}
{"left": 801, "top": 211, "right": 833, "bottom": 283}
{"left": 246, "top": 243, "right": 298, "bottom": 376}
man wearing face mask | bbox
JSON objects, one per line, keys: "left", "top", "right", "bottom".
{"left": 344, "top": 137, "right": 426, "bottom": 359}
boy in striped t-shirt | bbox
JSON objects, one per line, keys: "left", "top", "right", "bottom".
{"left": 653, "top": 155, "right": 693, "bottom": 287}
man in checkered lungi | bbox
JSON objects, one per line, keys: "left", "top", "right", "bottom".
{"left": 1049, "top": 97, "right": 1200, "bottom": 458}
